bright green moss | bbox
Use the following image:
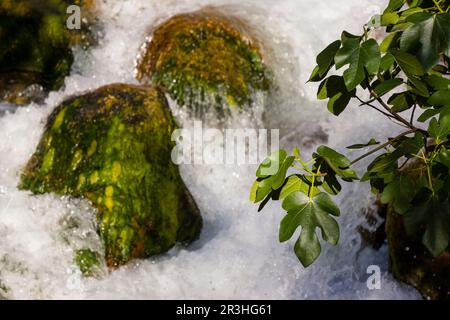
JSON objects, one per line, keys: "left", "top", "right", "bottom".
{"left": 75, "top": 249, "right": 101, "bottom": 276}
{"left": 136, "top": 10, "right": 271, "bottom": 117}
{"left": 19, "top": 84, "right": 202, "bottom": 267}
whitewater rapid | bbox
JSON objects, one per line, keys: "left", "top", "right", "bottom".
{"left": 0, "top": 0, "right": 421, "bottom": 299}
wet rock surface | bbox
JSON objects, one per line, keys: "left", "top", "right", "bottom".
{"left": 19, "top": 84, "right": 203, "bottom": 267}
{"left": 0, "top": 0, "right": 96, "bottom": 105}
{"left": 136, "top": 9, "right": 271, "bottom": 117}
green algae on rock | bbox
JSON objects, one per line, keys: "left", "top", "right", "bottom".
{"left": 0, "top": 0, "right": 96, "bottom": 105}
{"left": 136, "top": 10, "right": 271, "bottom": 117}
{"left": 75, "top": 249, "right": 103, "bottom": 276}
{"left": 19, "top": 84, "right": 203, "bottom": 267}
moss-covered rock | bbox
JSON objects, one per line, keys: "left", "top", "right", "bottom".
{"left": 0, "top": 0, "right": 96, "bottom": 105}
{"left": 75, "top": 249, "right": 102, "bottom": 276}
{"left": 386, "top": 206, "right": 450, "bottom": 300}
{"left": 19, "top": 84, "right": 202, "bottom": 267}
{"left": 136, "top": 10, "right": 271, "bottom": 116}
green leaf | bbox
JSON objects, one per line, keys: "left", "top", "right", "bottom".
{"left": 347, "top": 138, "right": 380, "bottom": 150}
{"left": 308, "top": 65, "right": 321, "bottom": 82}
{"left": 256, "top": 150, "right": 286, "bottom": 178}
{"left": 428, "top": 113, "right": 450, "bottom": 141}
{"left": 400, "top": 12, "right": 450, "bottom": 70}
{"left": 317, "top": 76, "right": 355, "bottom": 116}
{"left": 368, "top": 133, "right": 424, "bottom": 173}
{"left": 315, "top": 145, "right": 358, "bottom": 181}
{"left": 335, "top": 32, "right": 361, "bottom": 69}
{"left": 340, "top": 39, "right": 381, "bottom": 91}
{"left": 417, "top": 108, "right": 441, "bottom": 122}
{"left": 380, "top": 34, "right": 399, "bottom": 54}
{"left": 428, "top": 89, "right": 450, "bottom": 106}
{"left": 380, "top": 53, "right": 396, "bottom": 71}
{"left": 279, "top": 175, "right": 309, "bottom": 200}
{"left": 392, "top": 22, "right": 414, "bottom": 31}
{"left": 272, "top": 156, "right": 295, "bottom": 189}
{"left": 384, "top": 0, "right": 406, "bottom": 13}
{"left": 380, "top": 174, "right": 416, "bottom": 213}
{"left": 251, "top": 150, "right": 295, "bottom": 204}
{"left": 316, "top": 40, "right": 342, "bottom": 77}
{"left": 423, "top": 74, "right": 450, "bottom": 90}
{"left": 373, "top": 78, "right": 404, "bottom": 96}
{"left": 404, "top": 197, "right": 450, "bottom": 257}
{"left": 281, "top": 192, "right": 340, "bottom": 267}
{"left": 388, "top": 91, "right": 415, "bottom": 112}
{"left": 392, "top": 50, "right": 425, "bottom": 75}
{"left": 408, "top": 76, "right": 430, "bottom": 97}
{"left": 361, "top": 39, "right": 382, "bottom": 75}
{"left": 250, "top": 179, "right": 272, "bottom": 203}
{"left": 381, "top": 12, "right": 400, "bottom": 26}
{"left": 438, "top": 147, "right": 450, "bottom": 167}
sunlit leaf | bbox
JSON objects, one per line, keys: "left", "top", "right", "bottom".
{"left": 280, "top": 192, "right": 340, "bottom": 267}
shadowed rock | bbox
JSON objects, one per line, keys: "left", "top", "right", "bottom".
{"left": 0, "top": 0, "right": 96, "bottom": 105}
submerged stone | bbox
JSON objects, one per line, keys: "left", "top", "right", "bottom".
{"left": 19, "top": 84, "right": 202, "bottom": 267}
{"left": 0, "top": 0, "right": 96, "bottom": 105}
{"left": 136, "top": 9, "right": 271, "bottom": 117}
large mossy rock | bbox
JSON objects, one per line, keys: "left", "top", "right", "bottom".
{"left": 136, "top": 10, "right": 271, "bottom": 116}
{"left": 19, "top": 84, "right": 203, "bottom": 267}
{"left": 386, "top": 207, "right": 450, "bottom": 299}
{"left": 0, "top": 0, "right": 95, "bottom": 105}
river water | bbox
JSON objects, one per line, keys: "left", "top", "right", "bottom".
{"left": 0, "top": 0, "right": 421, "bottom": 299}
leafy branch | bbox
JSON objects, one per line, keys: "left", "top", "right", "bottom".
{"left": 250, "top": 0, "right": 450, "bottom": 267}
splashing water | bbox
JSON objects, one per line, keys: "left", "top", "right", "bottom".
{"left": 0, "top": 0, "right": 421, "bottom": 299}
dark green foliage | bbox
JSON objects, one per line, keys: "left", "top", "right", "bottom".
{"left": 251, "top": 0, "right": 450, "bottom": 268}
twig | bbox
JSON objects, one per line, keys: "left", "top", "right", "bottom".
{"left": 350, "top": 129, "right": 417, "bottom": 165}
{"left": 410, "top": 104, "right": 417, "bottom": 125}
{"left": 356, "top": 96, "right": 394, "bottom": 119}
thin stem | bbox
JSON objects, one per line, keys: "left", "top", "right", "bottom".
{"left": 433, "top": 0, "right": 445, "bottom": 12}
{"left": 309, "top": 164, "right": 321, "bottom": 199}
{"left": 362, "top": 75, "right": 423, "bottom": 133}
{"left": 422, "top": 150, "right": 435, "bottom": 194}
{"left": 410, "top": 104, "right": 417, "bottom": 125}
{"left": 295, "top": 159, "right": 315, "bottom": 175}
{"left": 356, "top": 96, "right": 395, "bottom": 119}
{"left": 370, "top": 89, "right": 418, "bottom": 130}
{"left": 350, "top": 129, "right": 417, "bottom": 165}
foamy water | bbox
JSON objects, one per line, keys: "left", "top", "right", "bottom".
{"left": 0, "top": 0, "right": 421, "bottom": 299}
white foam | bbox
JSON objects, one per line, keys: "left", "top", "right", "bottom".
{"left": 0, "top": 0, "right": 421, "bottom": 299}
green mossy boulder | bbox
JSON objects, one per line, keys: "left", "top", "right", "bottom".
{"left": 136, "top": 10, "right": 271, "bottom": 116}
{"left": 0, "top": 0, "right": 96, "bottom": 105}
{"left": 19, "top": 84, "right": 202, "bottom": 267}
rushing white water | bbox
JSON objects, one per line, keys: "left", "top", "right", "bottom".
{"left": 0, "top": 0, "right": 422, "bottom": 299}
